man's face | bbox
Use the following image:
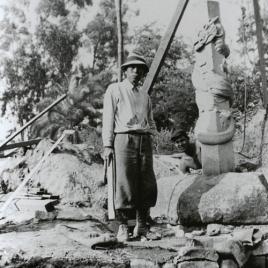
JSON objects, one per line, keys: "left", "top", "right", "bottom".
{"left": 174, "top": 137, "right": 189, "bottom": 151}
{"left": 125, "top": 64, "right": 145, "bottom": 85}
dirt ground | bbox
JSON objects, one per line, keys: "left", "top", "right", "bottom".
{"left": 0, "top": 214, "right": 183, "bottom": 267}
{"left": 0, "top": 138, "right": 184, "bottom": 267}
{"left": 1, "top": 108, "right": 268, "bottom": 267}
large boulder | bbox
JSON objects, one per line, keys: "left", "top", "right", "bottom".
{"left": 152, "top": 171, "right": 268, "bottom": 226}
{"left": 150, "top": 174, "right": 197, "bottom": 223}
{"left": 204, "top": 173, "right": 268, "bottom": 224}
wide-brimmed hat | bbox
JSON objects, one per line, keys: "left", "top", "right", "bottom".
{"left": 121, "top": 52, "right": 149, "bottom": 73}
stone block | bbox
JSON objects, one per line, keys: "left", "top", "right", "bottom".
{"left": 14, "top": 199, "right": 58, "bottom": 213}
{"left": 176, "top": 246, "right": 219, "bottom": 263}
{"left": 220, "top": 259, "right": 238, "bottom": 268}
{"left": 207, "top": 224, "right": 221, "bottom": 236}
{"left": 177, "top": 260, "right": 219, "bottom": 268}
{"left": 162, "top": 263, "right": 176, "bottom": 268}
{"left": 130, "top": 258, "right": 159, "bottom": 268}
{"left": 213, "top": 239, "right": 249, "bottom": 267}
{"left": 252, "top": 240, "right": 268, "bottom": 255}
{"left": 206, "top": 224, "right": 233, "bottom": 236}
{"left": 35, "top": 210, "right": 57, "bottom": 221}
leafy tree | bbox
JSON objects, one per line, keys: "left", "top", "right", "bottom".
{"left": 132, "top": 25, "right": 198, "bottom": 132}
{"left": 234, "top": 4, "right": 268, "bottom": 109}
{"left": 0, "top": 0, "right": 198, "bottom": 142}
{"left": 83, "top": 0, "right": 129, "bottom": 73}
{"left": 0, "top": 0, "right": 92, "bottom": 139}
{"left": 36, "top": 17, "right": 81, "bottom": 82}
{"left": 30, "top": 71, "right": 109, "bottom": 140}
{"left": 0, "top": 3, "right": 30, "bottom": 54}
{"left": 1, "top": 46, "right": 47, "bottom": 129}
{"left": 237, "top": 5, "right": 268, "bottom": 66}
{"left": 35, "top": 0, "right": 92, "bottom": 83}
{"left": 229, "top": 65, "right": 262, "bottom": 114}
{"left": 0, "top": 2, "right": 46, "bottom": 139}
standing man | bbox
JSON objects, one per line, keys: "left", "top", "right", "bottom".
{"left": 102, "top": 52, "right": 157, "bottom": 242}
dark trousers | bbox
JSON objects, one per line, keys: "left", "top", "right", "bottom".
{"left": 114, "top": 133, "right": 157, "bottom": 215}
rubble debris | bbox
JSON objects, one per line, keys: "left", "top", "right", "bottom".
{"left": 177, "top": 260, "right": 219, "bottom": 268}
{"left": 175, "top": 246, "right": 219, "bottom": 263}
{"left": 206, "top": 224, "right": 233, "bottom": 236}
{"left": 56, "top": 224, "right": 119, "bottom": 250}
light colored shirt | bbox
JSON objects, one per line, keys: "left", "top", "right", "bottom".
{"left": 102, "top": 79, "right": 156, "bottom": 147}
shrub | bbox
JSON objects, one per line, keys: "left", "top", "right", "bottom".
{"left": 153, "top": 128, "right": 176, "bottom": 155}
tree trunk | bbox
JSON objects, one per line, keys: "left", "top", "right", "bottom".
{"left": 115, "top": 0, "right": 123, "bottom": 82}
{"left": 19, "top": 118, "right": 25, "bottom": 141}
{"left": 253, "top": 0, "right": 268, "bottom": 108}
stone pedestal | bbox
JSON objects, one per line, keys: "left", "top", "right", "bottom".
{"left": 220, "top": 259, "right": 238, "bottom": 268}
{"left": 196, "top": 108, "right": 235, "bottom": 176}
{"left": 201, "top": 142, "right": 235, "bottom": 176}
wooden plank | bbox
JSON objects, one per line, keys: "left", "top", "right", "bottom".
{"left": 0, "top": 94, "right": 67, "bottom": 151}
{"left": 142, "top": 0, "right": 189, "bottom": 94}
{"left": 108, "top": 156, "right": 116, "bottom": 220}
{"left": 0, "top": 138, "right": 42, "bottom": 152}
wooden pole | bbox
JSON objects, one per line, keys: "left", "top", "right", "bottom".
{"left": 142, "top": 0, "right": 189, "bottom": 94}
{"left": 0, "top": 94, "right": 67, "bottom": 150}
{"left": 253, "top": 0, "right": 268, "bottom": 108}
{"left": 115, "top": 0, "right": 123, "bottom": 82}
{"left": 0, "top": 138, "right": 42, "bottom": 152}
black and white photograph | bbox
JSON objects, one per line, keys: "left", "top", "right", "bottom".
{"left": 0, "top": 0, "right": 267, "bottom": 267}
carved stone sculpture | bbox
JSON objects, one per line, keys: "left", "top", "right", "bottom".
{"left": 192, "top": 16, "right": 235, "bottom": 175}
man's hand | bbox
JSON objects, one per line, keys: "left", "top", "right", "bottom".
{"left": 104, "top": 147, "right": 114, "bottom": 165}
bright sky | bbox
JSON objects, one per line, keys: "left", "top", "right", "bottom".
{"left": 0, "top": 0, "right": 264, "bottom": 141}
{"left": 129, "top": 0, "right": 256, "bottom": 65}
{"left": 131, "top": 0, "right": 242, "bottom": 43}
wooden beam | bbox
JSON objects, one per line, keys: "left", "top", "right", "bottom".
{"left": 253, "top": 0, "right": 268, "bottom": 108}
{"left": 142, "top": 0, "right": 189, "bottom": 94}
{"left": 0, "top": 94, "right": 67, "bottom": 151}
{"left": 115, "top": 0, "right": 123, "bottom": 82}
{"left": 0, "top": 138, "right": 42, "bottom": 152}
